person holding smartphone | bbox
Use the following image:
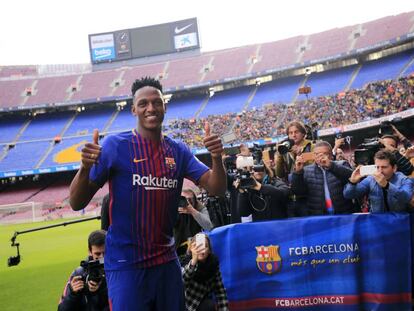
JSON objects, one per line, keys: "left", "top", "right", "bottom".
{"left": 183, "top": 234, "right": 229, "bottom": 311}
{"left": 344, "top": 150, "right": 413, "bottom": 212}
{"left": 291, "top": 141, "right": 356, "bottom": 216}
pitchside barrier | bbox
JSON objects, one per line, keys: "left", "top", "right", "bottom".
{"left": 209, "top": 213, "right": 413, "bottom": 311}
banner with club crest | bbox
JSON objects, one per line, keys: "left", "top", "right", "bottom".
{"left": 209, "top": 213, "right": 412, "bottom": 311}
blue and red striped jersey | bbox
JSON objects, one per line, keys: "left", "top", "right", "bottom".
{"left": 90, "top": 130, "right": 209, "bottom": 270}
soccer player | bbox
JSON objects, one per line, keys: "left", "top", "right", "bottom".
{"left": 69, "top": 77, "right": 226, "bottom": 311}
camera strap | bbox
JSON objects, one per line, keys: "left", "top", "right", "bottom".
{"left": 249, "top": 192, "right": 267, "bottom": 212}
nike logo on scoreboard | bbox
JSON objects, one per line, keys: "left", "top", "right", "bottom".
{"left": 174, "top": 24, "right": 193, "bottom": 34}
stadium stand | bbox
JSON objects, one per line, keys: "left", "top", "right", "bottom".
{"left": 249, "top": 75, "right": 303, "bottom": 108}
{"left": 25, "top": 75, "right": 79, "bottom": 107}
{"left": 0, "top": 79, "right": 35, "bottom": 108}
{"left": 353, "top": 12, "right": 414, "bottom": 50}
{"left": 301, "top": 26, "right": 355, "bottom": 63}
{"left": 351, "top": 50, "right": 414, "bottom": 89}
{"left": 71, "top": 70, "right": 119, "bottom": 101}
{"left": 199, "top": 85, "right": 254, "bottom": 117}
{"left": 165, "top": 94, "right": 206, "bottom": 121}
{"left": 1, "top": 12, "right": 414, "bottom": 222}
{"left": 0, "top": 115, "right": 28, "bottom": 143}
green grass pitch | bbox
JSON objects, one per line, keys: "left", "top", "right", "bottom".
{"left": 0, "top": 218, "right": 101, "bottom": 311}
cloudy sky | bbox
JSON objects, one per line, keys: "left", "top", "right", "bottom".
{"left": 1, "top": 0, "right": 413, "bottom": 65}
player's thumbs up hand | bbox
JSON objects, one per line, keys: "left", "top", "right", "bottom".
{"left": 81, "top": 129, "right": 102, "bottom": 169}
{"left": 93, "top": 129, "right": 99, "bottom": 145}
{"left": 202, "top": 122, "right": 223, "bottom": 159}
{"left": 204, "top": 121, "right": 211, "bottom": 137}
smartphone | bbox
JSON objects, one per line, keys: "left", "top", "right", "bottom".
{"left": 360, "top": 165, "right": 377, "bottom": 176}
{"left": 195, "top": 233, "right": 206, "bottom": 249}
{"left": 301, "top": 152, "right": 315, "bottom": 162}
{"left": 236, "top": 156, "right": 254, "bottom": 169}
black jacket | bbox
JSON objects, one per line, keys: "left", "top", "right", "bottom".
{"left": 58, "top": 262, "right": 109, "bottom": 311}
{"left": 291, "top": 161, "right": 356, "bottom": 216}
{"left": 238, "top": 177, "right": 289, "bottom": 221}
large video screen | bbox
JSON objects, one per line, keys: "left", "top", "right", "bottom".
{"left": 88, "top": 18, "right": 199, "bottom": 64}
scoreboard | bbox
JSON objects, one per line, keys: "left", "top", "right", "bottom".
{"left": 89, "top": 18, "right": 200, "bottom": 64}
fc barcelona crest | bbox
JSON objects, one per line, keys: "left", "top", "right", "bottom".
{"left": 165, "top": 157, "right": 176, "bottom": 169}
{"left": 256, "top": 245, "right": 282, "bottom": 275}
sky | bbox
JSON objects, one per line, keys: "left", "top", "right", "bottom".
{"left": 1, "top": 0, "right": 413, "bottom": 66}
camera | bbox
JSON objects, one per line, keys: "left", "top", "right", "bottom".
{"left": 277, "top": 139, "right": 294, "bottom": 155}
{"left": 378, "top": 117, "right": 402, "bottom": 136}
{"left": 253, "top": 164, "right": 265, "bottom": 172}
{"left": 7, "top": 255, "right": 20, "bottom": 267}
{"left": 237, "top": 170, "right": 256, "bottom": 189}
{"left": 178, "top": 195, "right": 189, "bottom": 208}
{"left": 354, "top": 138, "right": 384, "bottom": 165}
{"left": 80, "top": 258, "right": 105, "bottom": 283}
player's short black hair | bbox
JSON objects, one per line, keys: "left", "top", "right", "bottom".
{"left": 131, "top": 76, "right": 163, "bottom": 96}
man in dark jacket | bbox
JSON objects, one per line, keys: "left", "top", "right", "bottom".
{"left": 58, "top": 230, "right": 109, "bottom": 311}
{"left": 238, "top": 164, "right": 289, "bottom": 221}
{"left": 291, "top": 141, "right": 356, "bottom": 216}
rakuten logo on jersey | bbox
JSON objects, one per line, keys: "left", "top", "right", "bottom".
{"left": 132, "top": 174, "right": 178, "bottom": 190}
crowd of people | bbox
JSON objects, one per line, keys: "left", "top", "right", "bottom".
{"left": 62, "top": 76, "right": 414, "bottom": 311}
{"left": 167, "top": 76, "right": 414, "bottom": 148}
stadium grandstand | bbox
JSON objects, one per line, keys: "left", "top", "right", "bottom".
{"left": 1, "top": 11, "right": 414, "bottom": 224}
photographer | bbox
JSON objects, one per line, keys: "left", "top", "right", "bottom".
{"left": 344, "top": 150, "right": 413, "bottom": 212}
{"left": 274, "top": 121, "right": 314, "bottom": 180}
{"left": 58, "top": 230, "right": 108, "bottom": 311}
{"left": 274, "top": 121, "right": 314, "bottom": 217}
{"left": 380, "top": 134, "right": 414, "bottom": 176}
{"left": 237, "top": 163, "right": 289, "bottom": 222}
{"left": 174, "top": 188, "right": 213, "bottom": 259}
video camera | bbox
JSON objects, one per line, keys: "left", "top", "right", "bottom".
{"left": 354, "top": 137, "right": 384, "bottom": 165}
{"left": 79, "top": 257, "right": 105, "bottom": 283}
{"left": 277, "top": 139, "right": 294, "bottom": 155}
{"left": 378, "top": 117, "right": 402, "bottom": 136}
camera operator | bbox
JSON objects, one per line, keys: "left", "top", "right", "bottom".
{"left": 236, "top": 163, "right": 289, "bottom": 222}
{"left": 223, "top": 148, "right": 248, "bottom": 224}
{"left": 291, "top": 141, "right": 357, "bottom": 216}
{"left": 379, "top": 134, "right": 414, "bottom": 176}
{"left": 344, "top": 150, "right": 413, "bottom": 212}
{"left": 274, "top": 121, "right": 314, "bottom": 180}
{"left": 58, "top": 230, "right": 108, "bottom": 311}
{"left": 274, "top": 121, "right": 314, "bottom": 217}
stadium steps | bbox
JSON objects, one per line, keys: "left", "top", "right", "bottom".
{"left": 295, "top": 35, "right": 309, "bottom": 64}
{"left": 109, "top": 71, "right": 126, "bottom": 96}
{"left": 199, "top": 56, "right": 215, "bottom": 83}
{"left": 66, "top": 75, "right": 83, "bottom": 101}
{"left": 398, "top": 54, "right": 414, "bottom": 78}
{"left": 193, "top": 95, "right": 210, "bottom": 119}
{"left": 21, "top": 80, "right": 38, "bottom": 107}
{"left": 290, "top": 75, "right": 309, "bottom": 104}
{"left": 0, "top": 118, "right": 31, "bottom": 163}
{"left": 241, "top": 85, "right": 258, "bottom": 111}
{"left": 247, "top": 45, "right": 262, "bottom": 74}
{"left": 344, "top": 64, "right": 362, "bottom": 91}
{"left": 102, "top": 109, "right": 120, "bottom": 134}
{"left": 35, "top": 112, "right": 77, "bottom": 168}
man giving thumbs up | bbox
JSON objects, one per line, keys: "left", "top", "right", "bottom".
{"left": 69, "top": 77, "right": 226, "bottom": 311}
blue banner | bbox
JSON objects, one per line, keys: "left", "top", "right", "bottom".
{"left": 209, "top": 214, "right": 412, "bottom": 310}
